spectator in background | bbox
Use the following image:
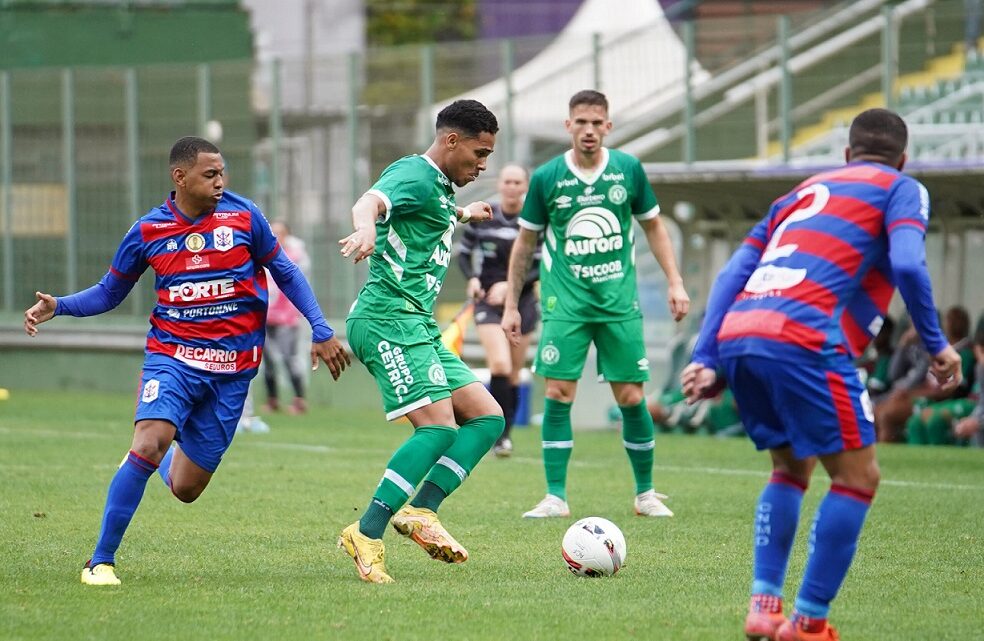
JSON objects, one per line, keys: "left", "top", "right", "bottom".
{"left": 954, "top": 324, "right": 984, "bottom": 445}
{"left": 905, "top": 306, "right": 977, "bottom": 444}
{"left": 874, "top": 321, "right": 931, "bottom": 442}
{"left": 263, "top": 221, "right": 311, "bottom": 414}
{"left": 457, "top": 163, "right": 539, "bottom": 457}
{"left": 860, "top": 315, "right": 896, "bottom": 401}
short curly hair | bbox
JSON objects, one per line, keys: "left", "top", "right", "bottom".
{"left": 436, "top": 100, "right": 499, "bottom": 138}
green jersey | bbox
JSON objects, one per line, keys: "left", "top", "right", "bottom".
{"left": 519, "top": 147, "right": 659, "bottom": 322}
{"left": 349, "top": 155, "right": 458, "bottom": 319}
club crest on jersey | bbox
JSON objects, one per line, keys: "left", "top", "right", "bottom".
{"left": 608, "top": 184, "right": 628, "bottom": 205}
{"left": 213, "top": 226, "right": 234, "bottom": 251}
{"left": 166, "top": 239, "right": 178, "bottom": 251}
{"left": 185, "top": 233, "right": 206, "bottom": 252}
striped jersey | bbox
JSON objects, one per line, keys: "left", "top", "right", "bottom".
{"left": 712, "top": 161, "right": 934, "bottom": 363}
{"left": 111, "top": 190, "right": 280, "bottom": 377}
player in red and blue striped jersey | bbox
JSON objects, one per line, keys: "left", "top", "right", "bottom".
{"left": 680, "top": 109, "right": 963, "bottom": 641}
{"left": 23, "top": 136, "right": 350, "bottom": 586}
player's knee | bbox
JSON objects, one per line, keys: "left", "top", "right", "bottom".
{"left": 170, "top": 481, "right": 205, "bottom": 504}
{"left": 615, "top": 389, "right": 644, "bottom": 407}
{"left": 545, "top": 385, "right": 574, "bottom": 403}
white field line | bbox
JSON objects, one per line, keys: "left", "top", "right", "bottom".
{"left": 2, "top": 425, "right": 981, "bottom": 492}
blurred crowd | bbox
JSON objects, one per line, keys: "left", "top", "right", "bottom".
{"left": 647, "top": 306, "right": 984, "bottom": 447}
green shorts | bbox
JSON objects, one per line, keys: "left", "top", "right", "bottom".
{"left": 346, "top": 315, "right": 478, "bottom": 421}
{"left": 533, "top": 318, "right": 649, "bottom": 383}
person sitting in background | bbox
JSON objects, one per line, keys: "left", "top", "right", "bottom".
{"left": 906, "top": 306, "right": 977, "bottom": 445}
{"left": 858, "top": 315, "right": 896, "bottom": 401}
{"left": 262, "top": 221, "right": 312, "bottom": 415}
{"left": 954, "top": 325, "right": 984, "bottom": 446}
{"left": 873, "top": 320, "right": 930, "bottom": 442}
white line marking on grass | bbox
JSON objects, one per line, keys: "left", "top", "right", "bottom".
{"left": 0, "top": 426, "right": 115, "bottom": 439}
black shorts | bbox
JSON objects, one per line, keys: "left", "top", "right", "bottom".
{"left": 474, "top": 291, "right": 539, "bottom": 335}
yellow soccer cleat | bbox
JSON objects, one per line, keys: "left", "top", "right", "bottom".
{"left": 391, "top": 506, "right": 468, "bottom": 564}
{"left": 337, "top": 522, "right": 394, "bottom": 584}
{"left": 80, "top": 560, "right": 121, "bottom": 586}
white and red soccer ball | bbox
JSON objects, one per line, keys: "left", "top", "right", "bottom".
{"left": 561, "top": 517, "right": 626, "bottom": 577}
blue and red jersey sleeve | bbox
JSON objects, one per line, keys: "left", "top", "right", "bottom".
{"left": 690, "top": 216, "right": 768, "bottom": 370}
{"left": 55, "top": 222, "right": 146, "bottom": 317}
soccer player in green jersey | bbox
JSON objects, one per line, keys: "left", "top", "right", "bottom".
{"left": 502, "top": 90, "right": 690, "bottom": 519}
{"left": 336, "top": 100, "right": 506, "bottom": 583}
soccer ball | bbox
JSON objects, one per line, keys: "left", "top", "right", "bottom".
{"left": 561, "top": 517, "right": 626, "bottom": 577}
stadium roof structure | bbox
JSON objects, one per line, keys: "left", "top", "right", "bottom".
{"left": 435, "top": 0, "right": 708, "bottom": 142}
{"left": 643, "top": 159, "right": 984, "bottom": 229}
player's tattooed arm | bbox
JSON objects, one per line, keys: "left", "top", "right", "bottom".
{"left": 501, "top": 227, "right": 538, "bottom": 346}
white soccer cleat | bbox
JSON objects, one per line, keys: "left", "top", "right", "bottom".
{"left": 634, "top": 489, "right": 673, "bottom": 517}
{"left": 522, "top": 494, "right": 571, "bottom": 518}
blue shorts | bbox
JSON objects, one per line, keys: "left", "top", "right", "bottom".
{"left": 721, "top": 354, "right": 875, "bottom": 458}
{"left": 134, "top": 359, "right": 250, "bottom": 473}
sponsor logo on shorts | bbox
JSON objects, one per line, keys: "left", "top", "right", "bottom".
{"left": 185, "top": 233, "right": 206, "bottom": 252}
{"left": 540, "top": 344, "right": 560, "bottom": 365}
{"left": 213, "top": 226, "right": 234, "bottom": 252}
{"left": 637, "top": 358, "right": 649, "bottom": 371}
{"left": 428, "top": 362, "right": 447, "bottom": 385}
{"left": 174, "top": 345, "right": 239, "bottom": 372}
{"left": 378, "top": 340, "right": 415, "bottom": 403}
{"left": 608, "top": 184, "right": 627, "bottom": 205}
{"left": 142, "top": 379, "right": 160, "bottom": 402}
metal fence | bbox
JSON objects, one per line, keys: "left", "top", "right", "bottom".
{"left": 1, "top": 0, "right": 977, "bottom": 324}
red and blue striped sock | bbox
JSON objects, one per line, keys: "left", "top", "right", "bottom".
{"left": 794, "top": 484, "right": 875, "bottom": 618}
{"left": 90, "top": 451, "right": 157, "bottom": 566}
{"left": 751, "top": 471, "right": 808, "bottom": 597}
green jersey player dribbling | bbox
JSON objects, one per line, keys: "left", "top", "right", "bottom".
{"left": 502, "top": 90, "right": 690, "bottom": 519}
{"left": 338, "top": 100, "right": 505, "bottom": 583}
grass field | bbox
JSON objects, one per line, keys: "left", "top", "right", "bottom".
{"left": 1, "top": 390, "right": 982, "bottom": 641}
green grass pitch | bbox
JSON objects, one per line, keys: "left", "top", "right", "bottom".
{"left": 1, "top": 390, "right": 982, "bottom": 640}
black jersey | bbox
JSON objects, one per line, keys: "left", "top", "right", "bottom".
{"left": 457, "top": 202, "right": 541, "bottom": 294}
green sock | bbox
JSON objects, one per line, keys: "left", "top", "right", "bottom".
{"left": 417, "top": 414, "right": 505, "bottom": 509}
{"left": 542, "top": 398, "right": 573, "bottom": 501}
{"left": 905, "top": 414, "right": 926, "bottom": 445}
{"left": 360, "top": 424, "right": 457, "bottom": 538}
{"left": 620, "top": 400, "right": 655, "bottom": 495}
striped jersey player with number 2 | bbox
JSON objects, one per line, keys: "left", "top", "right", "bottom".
{"left": 337, "top": 100, "right": 505, "bottom": 584}
{"left": 23, "top": 136, "right": 350, "bottom": 586}
{"left": 502, "top": 90, "right": 690, "bottom": 519}
{"left": 681, "top": 109, "right": 963, "bottom": 641}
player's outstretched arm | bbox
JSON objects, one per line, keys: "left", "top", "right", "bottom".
{"left": 639, "top": 217, "right": 689, "bottom": 321}
{"left": 339, "top": 193, "right": 385, "bottom": 263}
{"left": 23, "top": 291, "right": 57, "bottom": 337}
{"left": 501, "top": 227, "right": 538, "bottom": 346}
{"left": 311, "top": 336, "right": 351, "bottom": 381}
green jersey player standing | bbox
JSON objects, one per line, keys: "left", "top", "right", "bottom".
{"left": 502, "top": 90, "right": 690, "bottom": 519}
{"left": 337, "top": 100, "right": 505, "bottom": 584}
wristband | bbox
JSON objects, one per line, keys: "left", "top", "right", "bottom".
{"left": 459, "top": 205, "right": 473, "bottom": 223}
